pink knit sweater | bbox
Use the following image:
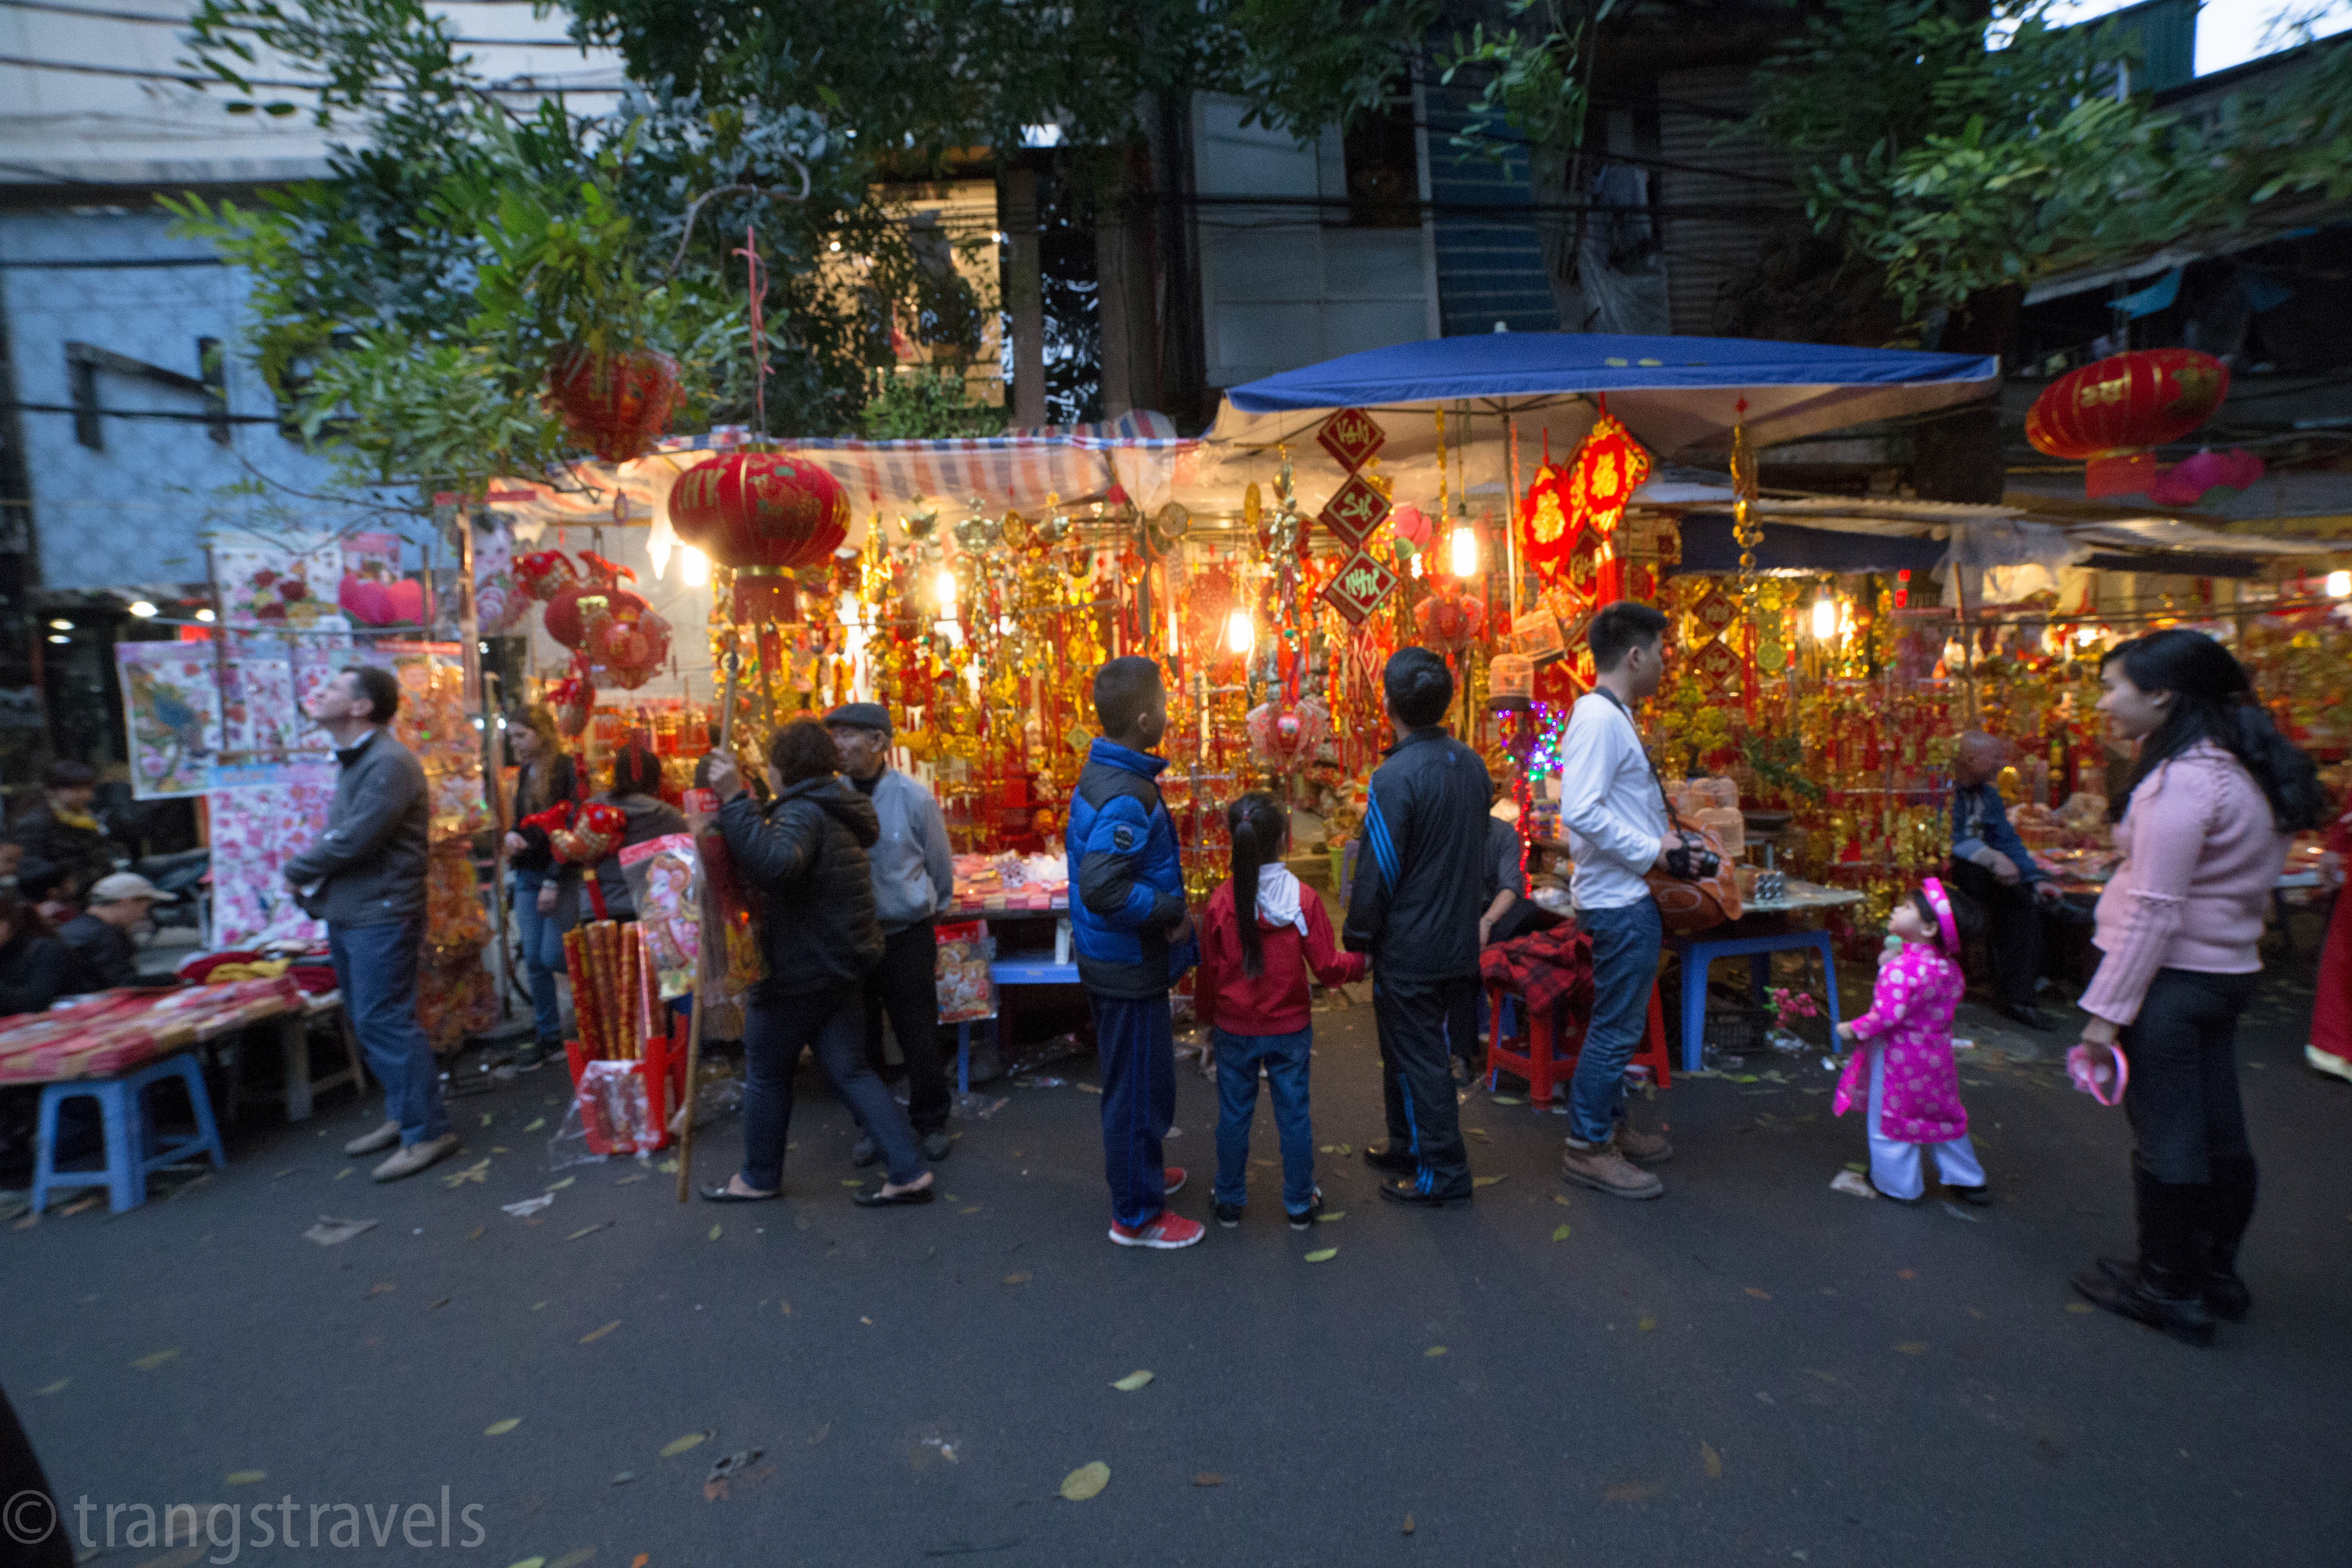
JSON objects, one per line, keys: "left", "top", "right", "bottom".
{"left": 2078, "top": 742, "right": 2289, "bottom": 1026}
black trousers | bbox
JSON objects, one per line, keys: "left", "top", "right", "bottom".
{"left": 862, "top": 922, "right": 949, "bottom": 1135}
{"left": 1375, "top": 974, "right": 1474, "bottom": 1197}
{"left": 1947, "top": 859, "right": 2044, "bottom": 1007}
{"left": 2122, "top": 967, "right": 2260, "bottom": 1185}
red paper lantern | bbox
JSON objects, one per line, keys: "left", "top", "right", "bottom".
{"left": 669, "top": 453, "right": 851, "bottom": 622}
{"left": 545, "top": 346, "right": 682, "bottom": 465}
{"left": 2025, "top": 350, "right": 2230, "bottom": 498}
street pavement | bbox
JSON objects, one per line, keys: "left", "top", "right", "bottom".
{"left": 6, "top": 968, "right": 2349, "bottom": 1568}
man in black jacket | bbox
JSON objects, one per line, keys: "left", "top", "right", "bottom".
{"left": 285, "top": 665, "right": 454, "bottom": 1183}
{"left": 57, "top": 871, "right": 160, "bottom": 991}
{"left": 700, "top": 720, "right": 933, "bottom": 1207}
{"left": 1347, "top": 648, "right": 1489, "bottom": 1206}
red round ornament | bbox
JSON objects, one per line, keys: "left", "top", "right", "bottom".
{"left": 668, "top": 452, "right": 851, "bottom": 622}
{"left": 545, "top": 346, "right": 682, "bottom": 465}
{"left": 2025, "top": 349, "right": 2230, "bottom": 498}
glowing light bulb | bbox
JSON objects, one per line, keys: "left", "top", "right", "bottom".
{"left": 1224, "top": 607, "right": 1253, "bottom": 655}
{"left": 194, "top": 608, "right": 216, "bottom": 622}
{"left": 2328, "top": 570, "right": 2351, "bottom": 599}
{"left": 934, "top": 568, "right": 957, "bottom": 613}
{"left": 1449, "top": 524, "right": 1479, "bottom": 579}
{"left": 2076, "top": 625, "right": 2100, "bottom": 646}
{"left": 1810, "top": 593, "right": 1837, "bottom": 642}
{"left": 679, "top": 546, "right": 710, "bottom": 587}
{"left": 128, "top": 600, "right": 157, "bottom": 618}
{"left": 645, "top": 533, "right": 671, "bottom": 579}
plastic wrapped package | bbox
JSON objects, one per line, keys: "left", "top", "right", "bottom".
{"left": 553, "top": 1057, "right": 659, "bottom": 1164}
{"left": 935, "top": 920, "right": 996, "bottom": 1023}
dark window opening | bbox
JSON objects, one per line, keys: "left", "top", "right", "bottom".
{"left": 1342, "top": 96, "right": 1421, "bottom": 229}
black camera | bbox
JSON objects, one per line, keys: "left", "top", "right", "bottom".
{"left": 1663, "top": 836, "right": 1720, "bottom": 882}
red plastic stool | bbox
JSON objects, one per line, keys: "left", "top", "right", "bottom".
{"left": 1484, "top": 980, "right": 1670, "bottom": 1104}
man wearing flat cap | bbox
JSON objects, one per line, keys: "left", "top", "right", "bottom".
{"left": 58, "top": 871, "right": 162, "bottom": 991}
{"left": 825, "top": 702, "right": 958, "bottom": 1164}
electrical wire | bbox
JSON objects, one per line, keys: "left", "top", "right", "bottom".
{"left": 0, "top": 52, "right": 628, "bottom": 89}
{"left": 0, "top": 0, "right": 596, "bottom": 45}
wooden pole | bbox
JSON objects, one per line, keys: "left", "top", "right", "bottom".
{"left": 676, "top": 653, "right": 738, "bottom": 1202}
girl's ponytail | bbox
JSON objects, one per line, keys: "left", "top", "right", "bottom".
{"left": 1226, "top": 791, "right": 1285, "bottom": 978}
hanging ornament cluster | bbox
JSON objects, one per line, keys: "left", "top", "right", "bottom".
{"left": 1246, "top": 696, "right": 1332, "bottom": 769}
{"left": 1560, "top": 408, "right": 1651, "bottom": 606}
{"left": 668, "top": 451, "right": 852, "bottom": 623}
{"left": 1313, "top": 408, "right": 1398, "bottom": 626}
{"left": 2025, "top": 349, "right": 2230, "bottom": 498}
{"left": 541, "top": 551, "right": 672, "bottom": 690}
{"left": 544, "top": 346, "right": 682, "bottom": 464}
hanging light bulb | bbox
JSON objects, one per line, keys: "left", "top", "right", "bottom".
{"left": 1449, "top": 523, "right": 1479, "bottom": 579}
{"left": 2328, "top": 569, "right": 2351, "bottom": 599}
{"left": 934, "top": 567, "right": 957, "bottom": 613}
{"left": 645, "top": 531, "right": 671, "bottom": 580}
{"left": 1810, "top": 588, "right": 1838, "bottom": 642}
{"left": 678, "top": 546, "right": 710, "bottom": 587}
{"left": 1224, "top": 606, "right": 1253, "bottom": 655}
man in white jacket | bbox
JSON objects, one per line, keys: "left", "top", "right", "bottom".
{"left": 827, "top": 703, "right": 958, "bottom": 1164}
{"left": 1553, "top": 603, "right": 1676, "bottom": 1199}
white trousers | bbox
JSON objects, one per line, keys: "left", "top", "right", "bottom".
{"left": 1867, "top": 1046, "right": 1985, "bottom": 1200}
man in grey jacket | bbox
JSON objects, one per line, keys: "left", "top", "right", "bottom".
{"left": 826, "top": 703, "right": 957, "bottom": 1162}
{"left": 285, "top": 665, "right": 455, "bottom": 1181}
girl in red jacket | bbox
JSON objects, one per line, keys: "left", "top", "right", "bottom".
{"left": 1199, "top": 793, "right": 1367, "bottom": 1228}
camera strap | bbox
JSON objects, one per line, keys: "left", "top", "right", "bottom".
{"left": 1590, "top": 686, "right": 1691, "bottom": 838}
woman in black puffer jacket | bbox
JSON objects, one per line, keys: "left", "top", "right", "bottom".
{"left": 701, "top": 720, "right": 933, "bottom": 1207}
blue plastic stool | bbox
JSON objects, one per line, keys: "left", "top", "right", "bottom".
{"left": 31, "top": 1052, "right": 227, "bottom": 1215}
{"left": 1666, "top": 929, "right": 1843, "bottom": 1072}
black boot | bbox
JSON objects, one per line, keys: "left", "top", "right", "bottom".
{"left": 2203, "top": 1154, "right": 2257, "bottom": 1323}
{"left": 2072, "top": 1166, "right": 2216, "bottom": 1347}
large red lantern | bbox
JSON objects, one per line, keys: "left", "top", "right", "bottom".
{"left": 668, "top": 452, "right": 851, "bottom": 622}
{"left": 545, "top": 346, "right": 682, "bottom": 465}
{"left": 2025, "top": 349, "right": 2230, "bottom": 498}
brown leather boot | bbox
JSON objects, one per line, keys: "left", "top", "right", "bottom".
{"left": 1561, "top": 1136, "right": 1664, "bottom": 1200}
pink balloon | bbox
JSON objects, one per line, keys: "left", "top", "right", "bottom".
{"left": 2149, "top": 448, "right": 2264, "bottom": 507}
{"left": 338, "top": 575, "right": 393, "bottom": 625}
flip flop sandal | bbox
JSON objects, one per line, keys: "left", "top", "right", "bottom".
{"left": 851, "top": 1185, "right": 936, "bottom": 1207}
{"left": 698, "top": 1184, "right": 782, "bottom": 1203}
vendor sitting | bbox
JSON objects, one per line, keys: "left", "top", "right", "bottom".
{"left": 0, "top": 891, "right": 79, "bottom": 1017}
{"left": 58, "top": 871, "right": 161, "bottom": 992}
{"left": 1948, "top": 730, "right": 2063, "bottom": 1031}
{"left": 6, "top": 760, "right": 119, "bottom": 906}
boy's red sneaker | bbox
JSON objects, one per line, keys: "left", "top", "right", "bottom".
{"left": 1163, "top": 1166, "right": 1187, "bottom": 1196}
{"left": 1109, "top": 1211, "right": 1204, "bottom": 1249}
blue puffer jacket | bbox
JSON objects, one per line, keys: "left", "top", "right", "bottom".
{"left": 1067, "top": 738, "right": 1195, "bottom": 997}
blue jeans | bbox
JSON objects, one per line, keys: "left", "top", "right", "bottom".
{"left": 1569, "top": 899, "right": 1663, "bottom": 1144}
{"left": 510, "top": 868, "right": 567, "bottom": 1044}
{"left": 1211, "top": 1026, "right": 1315, "bottom": 1212}
{"left": 328, "top": 918, "right": 449, "bottom": 1146}
{"left": 739, "top": 980, "right": 923, "bottom": 1189}
{"left": 1093, "top": 992, "right": 1176, "bottom": 1228}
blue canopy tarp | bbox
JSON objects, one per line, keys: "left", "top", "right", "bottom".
{"left": 1213, "top": 333, "right": 2000, "bottom": 461}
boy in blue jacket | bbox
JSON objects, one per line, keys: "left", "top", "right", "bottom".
{"left": 1069, "top": 656, "right": 1203, "bottom": 1249}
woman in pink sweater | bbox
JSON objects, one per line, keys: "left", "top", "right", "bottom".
{"left": 2070, "top": 630, "right": 2322, "bottom": 1347}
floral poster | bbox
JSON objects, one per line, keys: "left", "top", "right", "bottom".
{"left": 213, "top": 530, "right": 347, "bottom": 632}
{"left": 117, "top": 643, "right": 221, "bottom": 799}
{"left": 208, "top": 766, "right": 335, "bottom": 948}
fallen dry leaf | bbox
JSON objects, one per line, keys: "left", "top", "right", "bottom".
{"left": 1701, "top": 1442, "right": 1723, "bottom": 1479}
{"left": 660, "top": 1432, "right": 710, "bottom": 1458}
{"left": 366, "top": 1282, "right": 395, "bottom": 1298}
{"left": 1893, "top": 1341, "right": 1928, "bottom": 1355}
{"left": 1491, "top": 1095, "right": 1524, "bottom": 1106}
{"left": 505, "top": 1559, "right": 545, "bottom": 1568}
{"left": 779, "top": 1299, "right": 791, "bottom": 1316}
{"left": 1744, "top": 1287, "right": 1773, "bottom": 1301}
{"left": 1303, "top": 1247, "right": 1338, "bottom": 1263}
{"left": 466, "top": 1226, "right": 486, "bottom": 1242}
{"left": 333, "top": 1168, "right": 352, "bottom": 1181}
{"left": 1423, "top": 1346, "right": 1447, "bottom": 1358}
{"left": 707, "top": 1224, "right": 722, "bottom": 1241}
{"left": 1003, "top": 1272, "right": 1033, "bottom": 1286}
{"left": 1602, "top": 1480, "right": 1662, "bottom": 1503}
{"left": 1059, "top": 1461, "right": 1111, "bottom": 1501}
{"left": 34, "top": 1379, "right": 67, "bottom": 1396}
{"left": 429, "top": 1296, "right": 451, "bottom": 1311}
{"left": 566, "top": 1222, "right": 612, "bottom": 1242}
{"left": 580, "top": 1320, "right": 622, "bottom": 1344}
{"left": 545, "top": 1177, "right": 576, "bottom": 1192}
{"left": 134, "top": 1546, "right": 208, "bottom": 1568}
{"left": 1402, "top": 1514, "right": 1415, "bottom": 1535}
{"left": 1897, "top": 1268, "right": 1917, "bottom": 1280}
{"left": 1193, "top": 1473, "right": 1224, "bottom": 1487}
{"left": 2065, "top": 1302, "right": 2095, "bottom": 1314}
{"left": 1110, "top": 1370, "right": 1154, "bottom": 1391}
{"left": 485, "top": 1418, "right": 521, "bottom": 1436}
{"left": 226, "top": 1470, "right": 266, "bottom": 1486}
{"left": 524, "top": 1118, "right": 546, "bottom": 1133}
{"left": 1316, "top": 1210, "right": 1344, "bottom": 1222}
{"left": 303, "top": 1216, "right": 376, "bottom": 1246}
{"left": 1471, "top": 1174, "right": 1507, "bottom": 1188}
{"left": 633, "top": 1556, "right": 649, "bottom": 1566}
{"left": 131, "top": 1348, "right": 181, "bottom": 1372}
{"left": 1552, "top": 1223, "right": 1572, "bottom": 1242}
{"left": 1553, "top": 1194, "right": 1570, "bottom": 1207}
{"left": 1637, "top": 1317, "right": 1657, "bottom": 1332}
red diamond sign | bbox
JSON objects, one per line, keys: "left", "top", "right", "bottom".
{"left": 1320, "top": 549, "right": 1399, "bottom": 625}
{"left": 1319, "top": 472, "right": 1392, "bottom": 549}
{"left": 1690, "top": 637, "right": 1743, "bottom": 692}
{"left": 1317, "top": 407, "right": 1385, "bottom": 472}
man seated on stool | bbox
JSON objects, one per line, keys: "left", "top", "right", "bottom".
{"left": 1947, "top": 730, "right": 2063, "bottom": 1030}
{"left": 57, "top": 872, "right": 162, "bottom": 992}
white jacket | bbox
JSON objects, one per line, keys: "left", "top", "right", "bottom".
{"left": 1555, "top": 691, "right": 1668, "bottom": 911}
